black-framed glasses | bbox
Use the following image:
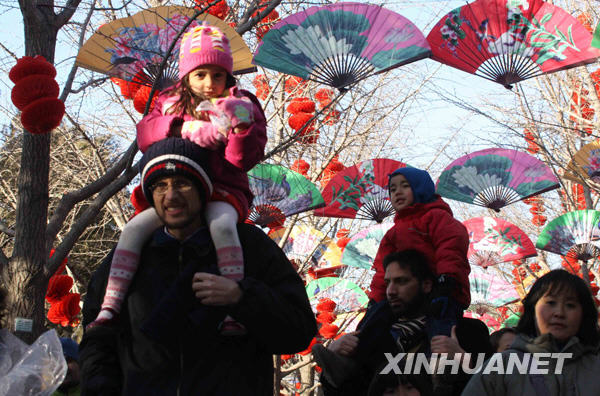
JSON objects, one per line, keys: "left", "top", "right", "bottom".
{"left": 151, "top": 177, "right": 194, "bottom": 196}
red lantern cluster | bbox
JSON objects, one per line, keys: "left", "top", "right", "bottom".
{"left": 10, "top": 56, "right": 65, "bottom": 134}
{"left": 252, "top": 1, "right": 280, "bottom": 39}
{"left": 287, "top": 96, "right": 318, "bottom": 144}
{"left": 252, "top": 74, "right": 270, "bottom": 100}
{"left": 46, "top": 250, "right": 80, "bottom": 327}
{"left": 133, "top": 86, "right": 159, "bottom": 114}
{"left": 284, "top": 76, "right": 307, "bottom": 95}
{"left": 524, "top": 196, "right": 547, "bottom": 227}
{"left": 561, "top": 254, "right": 581, "bottom": 274}
{"left": 291, "top": 159, "right": 310, "bottom": 178}
{"left": 315, "top": 88, "right": 335, "bottom": 107}
{"left": 523, "top": 127, "right": 540, "bottom": 154}
{"left": 316, "top": 298, "right": 339, "bottom": 339}
{"left": 570, "top": 80, "right": 595, "bottom": 136}
{"left": 511, "top": 266, "right": 528, "bottom": 284}
{"left": 194, "top": 0, "right": 230, "bottom": 20}
{"left": 320, "top": 156, "right": 345, "bottom": 187}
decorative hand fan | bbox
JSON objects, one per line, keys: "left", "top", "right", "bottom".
{"left": 593, "top": 22, "right": 600, "bottom": 49}
{"left": 563, "top": 140, "right": 600, "bottom": 184}
{"left": 469, "top": 266, "right": 520, "bottom": 306}
{"left": 253, "top": 2, "right": 431, "bottom": 90}
{"left": 464, "top": 311, "right": 501, "bottom": 332}
{"left": 315, "top": 159, "right": 408, "bottom": 223}
{"left": 75, "top": 6, "right": 255, "bottom": 89}
{"left": 341, "top": 223, "right": 394, "bottom": 269}
{"left": 247, "top": 164, "right": 325, "bottom": 227}
{"left": 536, "top": 210, "right": 600, "bottom": 261}
{"left": 501, "top": 313, "right": 520, "bottom": 328}
{"left": 269, "top": 226, "right": 342, "bottom": 269}
{"left": 464, "top": 216, "right": 537, "bottom": 268}
{"left": 306, "top": 277, "right": 369, "bottom": 312}
{"left": 437, "top": 148, "right": 559, "bottom": 211}
{"left": 514, "top": 267, "right": 548, "bottom": 298}
{"left": 427, "top": 0, "right": 600, "bottom": 88}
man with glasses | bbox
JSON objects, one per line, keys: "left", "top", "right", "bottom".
{"left": 79, "top": 138, "right": 317, "bottom": 395}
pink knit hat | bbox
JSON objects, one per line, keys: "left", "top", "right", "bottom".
{"left": 178, "top": 24, "right": 233, "bottom": 80}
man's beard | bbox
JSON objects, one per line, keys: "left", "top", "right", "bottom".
{"left": 391, "top": 288, "right": 428, "bottom": 318}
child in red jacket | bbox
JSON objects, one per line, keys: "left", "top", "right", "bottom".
{"left": 87, "top": 24, "right": 267, "bottom": 335}
{"left": 369, "top": 167, "right": 471, "bottom": 335}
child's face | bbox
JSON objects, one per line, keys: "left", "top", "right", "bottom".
{"left": 534, "top": 290, "right": 582, "bottom": 342}
{"left": 188, "top": 65, "right": 227, "bottom": 98}
{"left": 389, "top": 174, "right": 414, "bottom": 212}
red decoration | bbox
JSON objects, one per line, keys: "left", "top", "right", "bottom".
{"left": 319, "top": 323, "right": 339, "bottom": 339}
{"left": 288, "top": 112, "right": 314, "bottom": 131}
{"left": 323, "top": 109, "right": 341, "bottom": 126}
{"left": 287, "top": 97, "right": 316, "bottom": 114}
{"left": 298, "top": 337, "right": 319, "bottom": 355}
{"left": 49, "top": 248, "right": 68, "bottom": 277}
{"left": 45, "top": 275, "right": 73, "bottom": 304}
{"left": 252, "top": 74, "right": 270, "bottom": 100}
{"left": 523, "top": 128, "right": 540, "bottom": 154}
{"left": 316, "top": 298, "right": 336, "bottom": 313}
{"left": 529, "top": 262, "right": 541, "bottom": 272}
{"left": 296, "top": 128, "right": 320, "bottom": 145}
{"left": 576, "top": 13, "right": 593, "bottom": 33}
{"left": 133, "top": 86, "right": 158, "bottom": 114}
{"left": 590, "top": 282, "right": 599, "bottom": 295}
{"left": 20, "top": 97, "right": 65, "bottom": 134}
{"left": 194, "top": 0, "right": 230, "bottom": 20}
{"left": 111, "top": 77, "right": 141, "bottom": 100}
{"left": 9, "top": 55, "right": 56, "bottom": 84}
{"left": 336, "top": 237, "right": 350, "bottom": 250}
{"left": 47, "top": 292, "right": 81, "bottom": 327}
{"left": 336, "top": 229, "right": 350, "bottom": 238}
{"left": 130, "top": 184, "right": 150, "bottom": 217}
{"left": 11, "top": 75, "right": 59, "bottom": 111}
{"left": 291, "top": 159, "right": 310, "bottom": 176}
{"left": 284, "top": 76, "right": 307, "bottom": 95}
{"left": 253, "top": 2, "right": 279, "bottom": 39}
{"left": 315, "top": 88, "right": 334, "bottom": 107}
{"left": 316, "top": 311, "right": 337, "bottom": 324}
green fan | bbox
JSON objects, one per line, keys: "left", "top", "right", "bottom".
{"left": 305, "top": 277, "right": 368, "bottom": 312}
{"left": 536, "top": 210, "right": 600, "bottom": 260}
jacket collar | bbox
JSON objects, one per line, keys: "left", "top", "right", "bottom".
{"left": 151, "top": 226, "right": 211, "bottom": 249}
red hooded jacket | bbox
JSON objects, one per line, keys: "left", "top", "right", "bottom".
{"left": 368, "top": 196, "right": 471, "bottom": 307}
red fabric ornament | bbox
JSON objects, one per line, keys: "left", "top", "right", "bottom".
{"left": 336, "top": 229, "right": 350, "bottom": 238}
{"left": 255, "top": 8, "right": 279, "bottom": 39}
{"left": 195, "top": 0, "right": 230, "bottom": 20}
{"left": 20, "top": 97, "right": 65, "bottom": 134}
{"left": 252, "top": 75, "right": 270, "bottom": 100}
{"left": 111, "top": 77, "right": 141, "bottom": 100}
{"left": 9, "top": 55, "right": 56, "bottom": 84}
{"left": 49, "top": 248, "right": 68, "bottom": 277}
{"left": 323, "top": 109, "right": 341, "bottom": 126}
{"left": 280, "top": 354, "right": 293, "bottom": 361}
{"left": 291, "top": 159, "right": 310, "bottom": 176}
{"left": 11, "top": 75, "right": 59, "bottom": 111}
{"left": 133, "top": 86, "right": 158, "bottom": 114}
{"left": 284, "top": 76, "right": 307, "bottom": 95}
{"left": 511, "top": 259, "right": 523, "bottom": 266}
{"left": 529, "top": 262, "right": 541, "bottom": 272}
{"left": 298, "top": 337, "right": 319, "bottom": 355}
{"left": 336, "top": 236, "right": 350, "bottom": 250}
{"left": 316, "top": 298, "right": 336, "bottom": 313}
{"left": 326, "top": 156, "right": 345, "bottom": 173}
{"left": 314, "top": 365, "right": 322, "bottom": 373}
{"left": 130, "top": 184, "right": 150, "bottom": 218}
{"left": 288, "top": 112, "right": 314, "bottom": 131}
{"left": 45, "top": 275, "right": 73, "bottom": 304}
{"left": 590, "top": 282, "right": 599, "bottom": 295}
{"left": 319, "top": 323, "right": 339, "bottom": 339}
{"left": 316, "top": 311, "right": 337, "bottom": 324}
{"left": 287, "top": 97, "right": 316, "bottom": 114}
{"left": 47, "top": 292, "right": 81, "bottom": 327}
{"left": 296, "top": 128, "right": 320, "bottom": 145}
{"left": 589, "top": 272, "right": 596, "bottom": 282}
{"left": 315, "top": 88, "right": 334, "bottom": 107}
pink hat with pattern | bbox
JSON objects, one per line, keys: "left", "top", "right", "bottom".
{"left": 178, "top": 24, "right": 233, "bottom": 79}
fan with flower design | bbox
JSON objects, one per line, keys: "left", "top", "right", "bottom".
{"left": 315, "top": 159, "right": 409, "bottom": 223}
{"left": 563, "top": 140, "right": 600, "bottom": 184}
{"left": 253, "top": 2, "right": 431, "bottom": 90}
{"left": 469, "top": 266, "right": 520, "bottom": 306}
{"left": 247, "top": 164, "right": 325, "bottom": 227}
{"left": 427, "top": 0, "right": 600, "bottom": 89}
{"left": 437, "top": 148, "right": 559, "bottom": 212}
{"left": 536, "top": 210, "right": 600, "bottom": 261}
{"left": 269, "top": 226, "right": 342, "bottom": 269}
{"left": 464, "top": 216, "right": 537, "bottom": 268}
{"left": 306, "top": 277, "right": 369, "bottom": 313}
{"left": 75, "top": 6, "right": 255, "bottom": 91}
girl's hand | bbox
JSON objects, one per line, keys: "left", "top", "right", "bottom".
{"left": 215, "top": 97, "right": 254, "bottom": 129}
{"left": 181, "top": 120, "right": 226, "bottom": 149}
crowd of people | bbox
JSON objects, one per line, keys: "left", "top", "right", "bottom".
{"left": 2, "top": 22, "right": 600, "bottom": 396}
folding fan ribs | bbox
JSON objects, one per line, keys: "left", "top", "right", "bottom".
{"left": 427, "top": 0, "right": 600, "bottom": 88}
{"left": 536, "top": 210, "right": 600, "bottom": 261}
{"left": 247, "top": 164, "right": 325, "bottom": 227}
{"left": 437, "top": 148, "right": 559, "bottom": 211}
{"left": 253, "top": 2, "right": 431, "bottom": 90}
{"left": 75, "top": 6, "right": 255, "bottom": 90}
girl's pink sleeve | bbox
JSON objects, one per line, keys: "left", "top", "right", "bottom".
{"left": 222, "top": 90, "right": 267, "bottom": 171}
{"left": 136, "top": 93, "right": 183, "bottom": 153}
{"left": 368, "top": 229, "right": 396, "bottom": 302}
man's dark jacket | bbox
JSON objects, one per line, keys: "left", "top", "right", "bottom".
{"left": 79, "top": 224, "right": 317, "bottom": 396}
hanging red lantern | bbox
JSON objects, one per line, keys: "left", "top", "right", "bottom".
{"left": 319, "top": 323, "right": 340, "bottom": 339}
{"left": 194, "top": 0, "right": 230, "bottom": 19}
{"left": 20, "top": 97, "right": 65, "bottom": 135}
{"left": 45, "top": 275, "right": 74, "bottom": 304}
{"left": 316, "top": 298, "right": 336, "bottom": 313}
{"left": 316, "top": 311, "right": 337, "bottom": 324}
{"left": 287, "top": 97, "right": 316, "bottom": 114}
{"left": 9, "top": 55, "right": 56, "bottom": 83}
{"left": 291, "top": 159, "right": 310, "bottom": 176}
{"left": 133, "top": 86, "right": 158, "bottom": 114}
{"left": 47, "top": 292, "right": 81, "bottom": 327}
{"left": 288, "top": 112, "right": 314, "bottom": 131}
{"left": 576, "top": 13, "right": 594, "bottom": 33}
{"left": 315, "top": 88, "right": 334, "bottom": 107}
{"left": 296, "top": 128, "right": 320, "bottom": 145}
{"left": 284, "top": 76, "right": 307, "bottom": 95}
{"left": 323, "top": 109, "right": 341, "bottom": 126}
{"left": 11, "top": 75, "right": 60, "bottom": 111}
{"left": 252, "top": 74, "right": 270, "bottom": 100}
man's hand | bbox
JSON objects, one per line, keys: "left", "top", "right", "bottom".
{"left": 192, "top": 272, "right": 242, "bottom": 305}
{"left": 430, "top": 325, "right": 464, "bottom": 358}
{"left": 328, "top": 331, "right": 360, "bottom": 357}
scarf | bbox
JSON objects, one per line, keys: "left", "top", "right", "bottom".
{"left": 389, "top": 315, "right": 427, "bottom": 353}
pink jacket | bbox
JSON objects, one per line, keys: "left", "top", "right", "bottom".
{"left": 368, "top": 196, "right": 471, "bottom": 307}
{"left": 136, "top": 86, "right": 267, "bottom": 218}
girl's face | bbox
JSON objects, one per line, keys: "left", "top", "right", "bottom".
{"left": 534, "top": 289, "right": 582, "bottom": 342}
{"left": 188, "top": 65, "right": 227, "bottom": 98}
{"left": 389, "top": 174, "right": 414, "bottom": 212}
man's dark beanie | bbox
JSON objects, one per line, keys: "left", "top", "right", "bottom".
{"left": 139, "top": 138, "right": 213, "bottom": 206}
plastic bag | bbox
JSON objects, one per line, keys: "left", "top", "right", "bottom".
{"left": 0, "top": 329, "right": 67, "bottom": 396}
{"left": 196, "top": 100, "right": 231, "bottom": 135}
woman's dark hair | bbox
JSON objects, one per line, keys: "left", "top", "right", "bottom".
{"left": 516, "top": 269, "right": 599, "bottom": 346}
{"left": 489, "top": 327, "right": 517, "bottom": 352}
{"left": 166, "top": 71, "right": 237, "bottom": 119}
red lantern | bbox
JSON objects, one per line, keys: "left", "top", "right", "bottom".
{"left": 133, "top": 86, "right": 158, "bottom": 114}
{"left": 323, "top": 109, "right": 341, "bottom": 126}
{"left": 336, "top": 237, "right": 350, "bottom": 250}
{"left": 9, "top": 55, "right": 56, "bottom": 83}
{"left": 45, "top": 275, "right": 73, "bottom": 304}
{"left": 284, "top": 76, "right": 307, "bottom": 95}
{"left": 288, "top": 112, "right": 314, "bottom": 131}
{"left": 291, "top": 159, "right": 310, "bottom": 176}
{"left": 11, "top": 75, "right": 59, "bottom": 111}
{"left": 194, "top": 0, "right": 230, "bottom": 19}
{"left": 20, "top": 97, "right": 65, "bottom": 134}
{"left": 287, "top": 97, "right": 316, "bottom": 114}
{"left": 316, "top": 298, "right": 336, "bottom": 313}
{"left": 47, "top": 292, "right": 81, "bottom": 327}
{"left": 576, "top": 13, "right": 593, "bottom": 33}
{"left": 319, "top": 323, "right": 339, "bottom": 339}
{"left": 316, "top": 311, "right": 337, "bottom": 324}
{"left": 315, "top": 88, "right": 334, "bottom": 107}
{"left": 336, "top": 229, "right": 350, "bottom": 238}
